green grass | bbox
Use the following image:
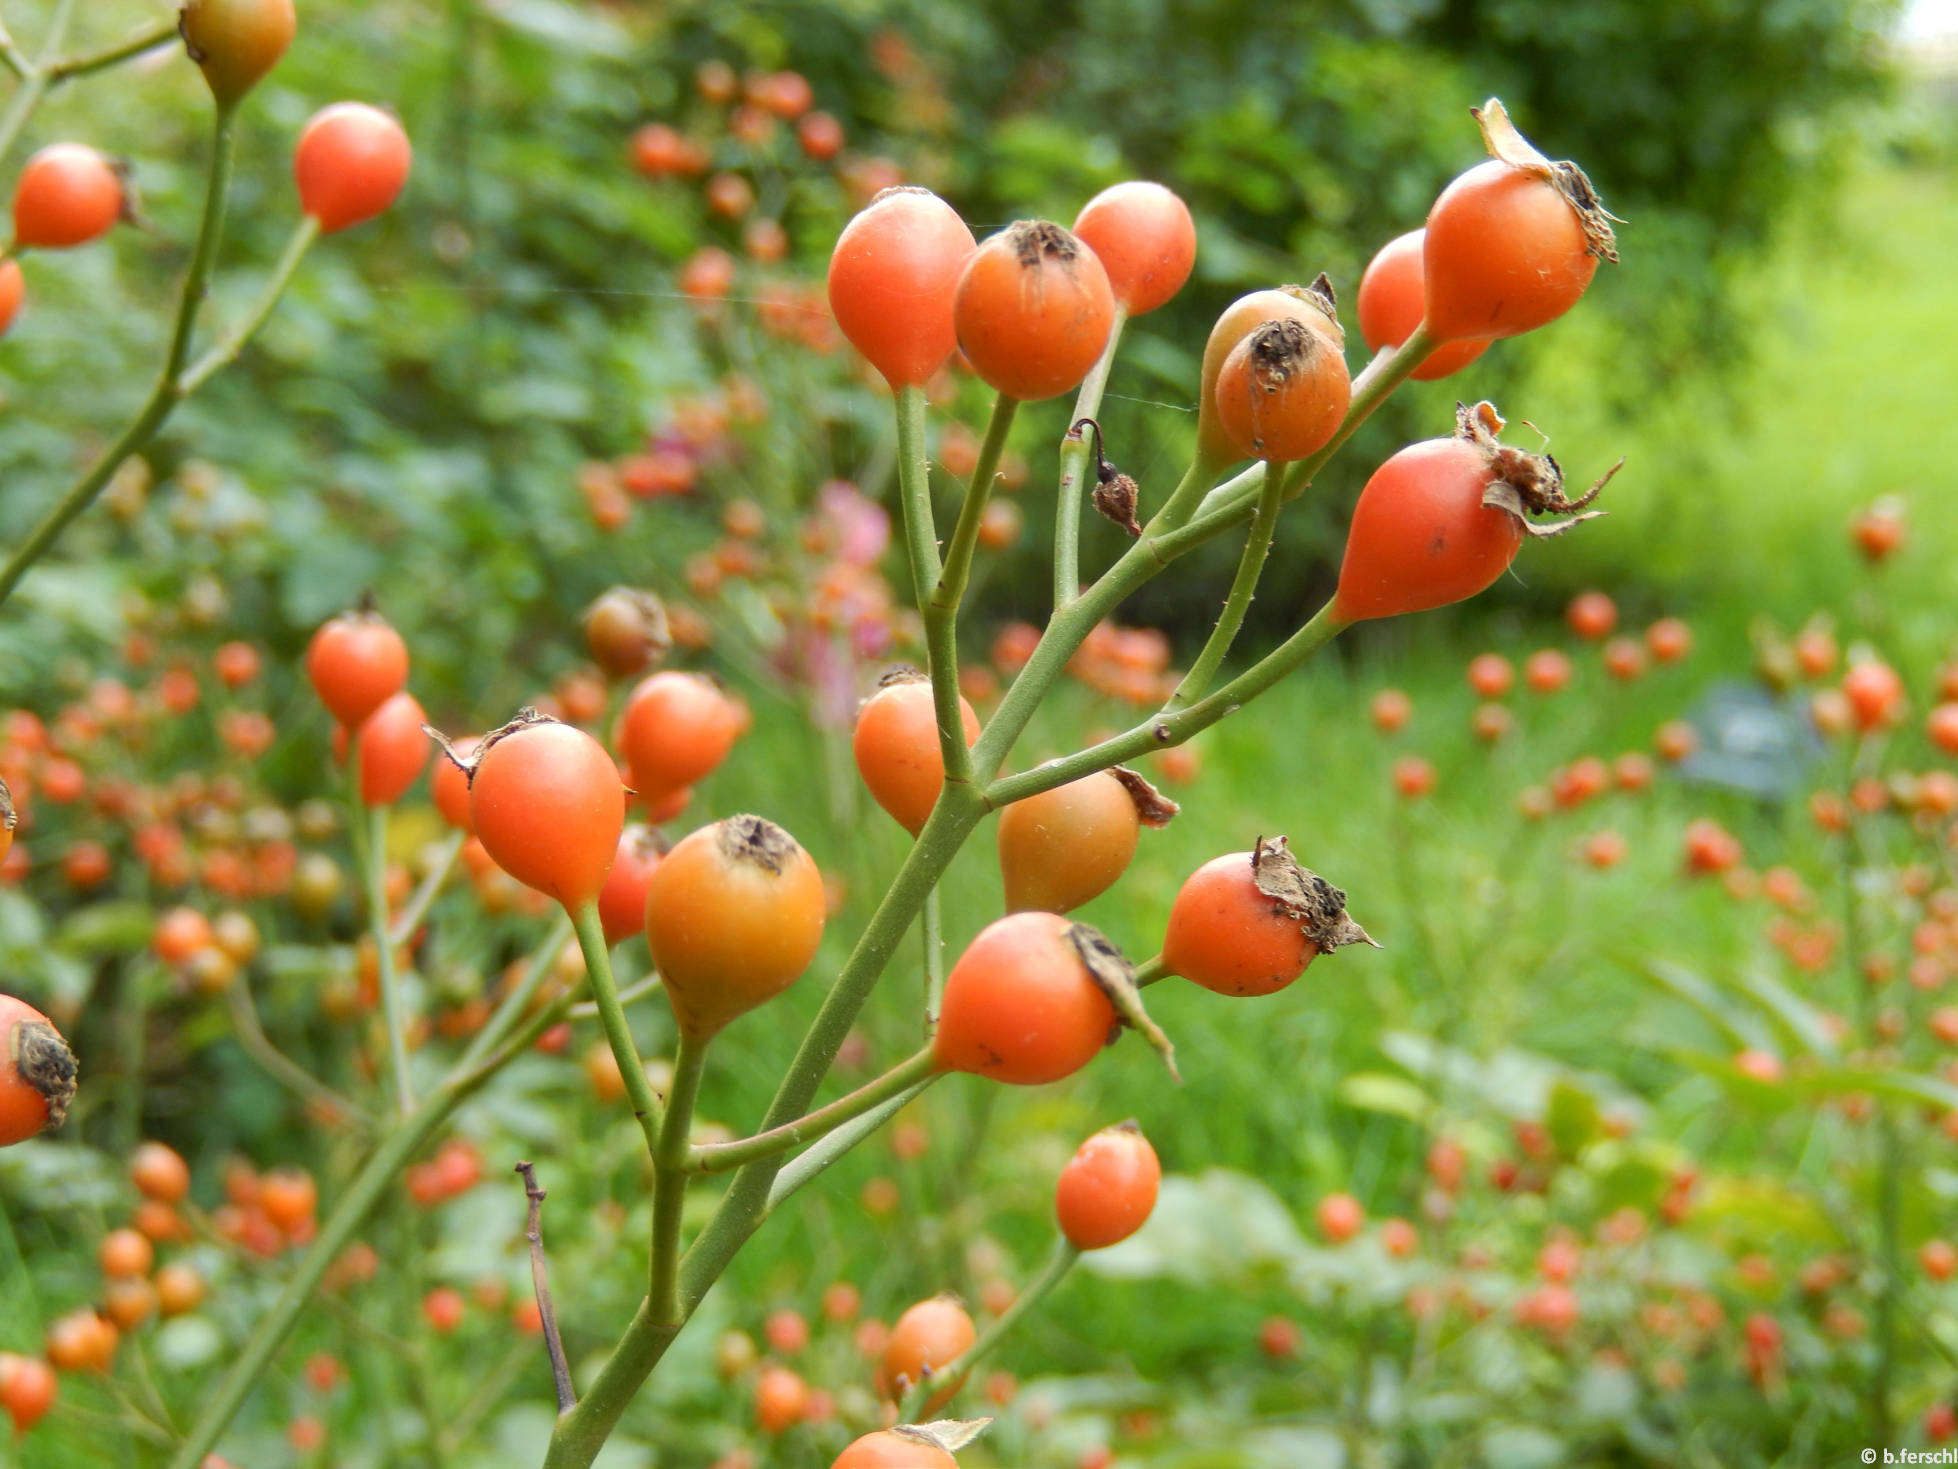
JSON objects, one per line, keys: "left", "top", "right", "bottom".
{"left": 1497, "top": 160, "right": 1958, "bottom": 635}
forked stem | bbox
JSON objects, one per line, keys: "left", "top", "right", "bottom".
{"left": 688, "top": 1048, "right": 937, "bottom": 1175}
{"left": 569, "top": 901, "right": 662, "bottom": 1159}
{"left": 898, "top": 1236, "right": 1080, "bottom": 1422}
{"left": 0, "top": 102, "right": 244, "bottom": 608}
{"left": 1054, "top": 308, "right": 1126, "bottom": 607}
{"left": 1164, "top": 460, "right": 1288, "bottom": 710}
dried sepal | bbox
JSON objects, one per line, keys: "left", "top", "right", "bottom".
{"left": 0, "top": 777, "right": 14, "bottom": 836}
{"left": 1110, "top": 766, "right": 1179, "bottom": 828}
{"left": 1067, "top": 922, "right": 1178, "bottom": 1081}
{"left": 1008, "top": 218, "right": 1081, "bottom": 268}
{"left": 1299, "top": 271, "right": 1344, "bottom": 342}
{"left": 1473, "top": 98, "right": 1619, "bottom": 264}
{"left": 1454, "top": 400, "right": 1617, "bottom": 539}
{"left": 424, "top": 708, "right": 568, "bottom": 789}
{"left": 897, "top": 1419, "right": 995, "bottom": 1452}
{"left": 717, "top": 813, "right": 802, "bottom": 875}
{"left": 1250, "top": 835, "right": 1377, "bottom": 953}
{"left": 1073, "top": 418, "right": 1142, "bottom": 538}
{"left": 9, "top": 1016, "right": 78, "bottom": 1131}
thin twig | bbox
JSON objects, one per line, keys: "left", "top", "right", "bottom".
{"left": 226, "top": 981, "right": 372, "bottom": 1128}
{"left": 566, "top": 969, "right": 659, "bottom": 1019}
{"left": 46, "top": 17, "right": 178, "bottom": 82}
{"left": 517, "top": 1161, "right": 577, "bottom": 1414}
{"left": 0, "top": 0, "right": 76, "bottom": 167}
{"left": 389, "top": 826, "right": 466, "bottom": 947}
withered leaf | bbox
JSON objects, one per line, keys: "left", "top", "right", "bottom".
{"left": 1111, "top": 766, "right": 1179, "bottom": 828}
{"left": 1067, "top": 922, "right": 1178, "bottom": 1081}
{"left": 1249, "top": 835, "right": 1378, "bottom": 953}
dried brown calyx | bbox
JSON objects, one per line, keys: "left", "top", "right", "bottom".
{"left": 1250, "top": 835, "right": 1378, "bottom": 954}
{"left": 10, "top": 1014, "right": 78, "bottom": 1131}
{"left": 1067, "top": 922, "right": 1178, "bottom": 1081}
{"left": 1297, "top": 272, "right": 1343, "bottom": 340}
{"left": 0, "top": 777, "right": 14, "bottom": 836}
{"left": 1110, "top": 766, "right": 1180, "bottom": 828}
{"left": 1246, "top": 318, "right": 1323, "bottom": 390}
{"left": 873, "top": 664, "right": 928, "bottom": 689}
{"left": 621, "top": 823, "right": 671, "bottom": 861}
{"left": 424, "top": 706, "right": 557, "bottom": 786}
{"left": 1259, "top": 274, "right": 1343, "bottom": 345}
{"left": 1006, "top": 218, "right": 1083, "bottom": 269}
{"left": 718, "top": 813, "right": 802, "bottom": 874}
{"left": 1071, "top": 417, "right": 1140, "bottom": 538}
{"left": 583, "top": 586, "right": 671, "bottom": 678}
{"left": 894, "top": 1419, "right": 995, "bottom": 1454}
{"left": 1474, "top": 98, "right": 1620, "bottom": 264}
{"left": 869, "top": 184, "right": 940, "bottom": 208}
{"left": 1455, "top": 401, "right": 1619, "bottom": 540}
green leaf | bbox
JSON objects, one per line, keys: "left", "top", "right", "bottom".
{"left": 154, "top": 1316, "right": 226, "bottom": 1371}
{"left": 1545, "top": 1078, "right": 1603, "bottom": 1158}
{"left": 1086, "top": 1170, "right": 1309, "bottom": 1284}
{"left": 1338, "top": 1071, "right": 1433, "bottom": 1123}
{"left": 1633, "top": 959, "right": 1770, "bottom": 1050}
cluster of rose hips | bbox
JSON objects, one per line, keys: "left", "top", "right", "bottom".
{"left": 5, "top": 79, "right": 1636, "bottom": 1469}
{"left": 687, "top": 1123, "right": 1159, "bottom": 1468}
{"left": 3, "top": 0, "right": 410, "bottom": 340}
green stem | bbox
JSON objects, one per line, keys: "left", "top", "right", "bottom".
{"left": 1132, "top": 953, "right": 1168, "bottom": 989}
{"left": 689, "top": 1048, "right": 935, "bottom": 1175}
{"left": 164, "top": 1070, "right": 499, "bottom": 1469}
{"left": 179, "top": 214, "right": 321, "bottom": 393}
{"left": 569, "top": 901, "right": 663, "bottom": 1160}
{"left": 46, "top": 17, "right": 179, "bottom": 82}
{"left": 1840, "top": 803, "right": 1900, "bottom": 1443}
{"left": 650, "top": 1033, "right": 707, "bottom": 1323}
{"left": 1054, "top": 309, "right": 1126, "bottom": 608}
{"left": 899, "top": 1237, "right": 1080, "bottom": 1422}
{"left": 364, "top": 800, "right": 416, "bottom": 1115}
{"left": 163, "top": 107, "right": 240, "bottom": 389}
{"left": 1146, "top": 446, "right": 1234, "bottom": 539}
{"left": 225, "top": 980, "right": 372, "bottom": 1129}
{"left": 570, "top": 969, "right": 660, "bottom": 1017}
{"left": 0, "top": 102, "right": 241, "bottom": 609}
{"left": 922, "top": 886, "right": 945, "bottom": 1028}
{"left": 439, "top": 1342, "right": 529, "bottom": 1456}
{"left": 457, "top": 915, "right": 572, "bottom": 1070}
{"left": 1195, "top": 328, "right": 1437, "bottom": 527}
{"left": 988, "top": 601, "right": 1349, "bottom": 807}
{"left": 1163, "top": 461, "right": 1287, "bottom": 710}
{"left": 891, "top": 381, "right": 975, "bottom": 790}
{"left": 892, "top": 383, "right": 943, "bottom": 618}
{"left": 1283, "top": 328, "right": 1436, "bottom": 498}
{"left": 767, "top": 1073, "right": 942, "bottom": 1210}
{"left": 0, "top": 0, "right": 75, "bottom": 167}
{"left": 541, "top": 796, "right": 981, "bottom": 1469}
{"left": 525, "top": 308, "right": 1379, "bottom": 1469}
{"left": 967, "top": 472, "right": 1255, "bottom": 786}
{"left": 930, "top": 391, "right": 1018, "bottom": 622}
{"left": 0, "top": 22, "right": 31, "bottom": 81}
{"left": 387, "top": 826, "right": 465, "bottom": 948}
